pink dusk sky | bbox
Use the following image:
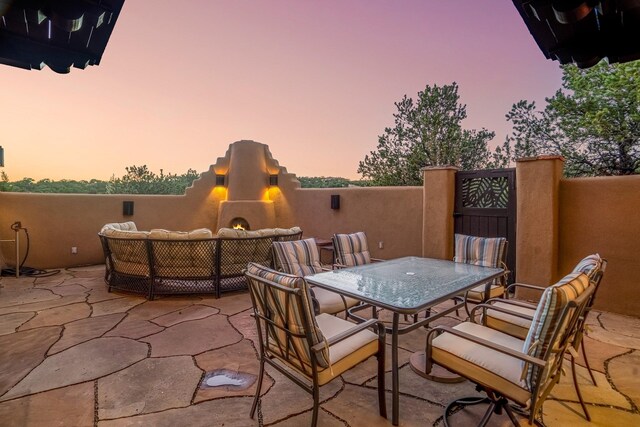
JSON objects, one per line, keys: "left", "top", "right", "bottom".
{"left": 1, "top": 1, "right": 563, "bottom": 181}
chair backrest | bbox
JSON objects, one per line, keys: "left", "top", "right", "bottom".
{"left": 454, "top": 234, "right": 507, "bottom": 269}
{"left": 245, "top": 262, "right": 330, "bottom": 375}
{"left": 571, "top": 255, "right": 607, "bottom": 351}
{"left": 571, "top": 253, "right": 603, "bottom": 280}
{"left": 273, "top": 238, "right": 323, "bottom": 277}
{"left": 332, "top": 232, "right": 372, "bottom": 266}
{"left": 521, "top": 272, "right": 592, "bottom": 391}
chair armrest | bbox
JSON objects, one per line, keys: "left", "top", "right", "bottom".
{"left": 470, "top": 303, "right": 535, "bottom": 324}
{"left": 484, "top": 297, "right": 537, "bottom": 310}
{"left": 426, "top": 325, "right": 545, "bottom": 368}
{"left": 506, "top": 282, "right": 545, "bottom": 297}
{"left": 311, "top": 318, "right": 385, "bottom": 352}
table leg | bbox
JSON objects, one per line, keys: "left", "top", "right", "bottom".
{"left": 392, "top": 312, "right": 399, "bottom": 426}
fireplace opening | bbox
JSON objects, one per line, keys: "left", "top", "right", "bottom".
{"left": 230, "top": 217, "right": 250, "bottom": 230}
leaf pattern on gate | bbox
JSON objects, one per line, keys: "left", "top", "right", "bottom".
{"left": 462, "top": 176, "right": 509, "bottom": 208}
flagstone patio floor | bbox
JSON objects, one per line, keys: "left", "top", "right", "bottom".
{"left": 1, "top": 265, "right": 639, "bottom": 426}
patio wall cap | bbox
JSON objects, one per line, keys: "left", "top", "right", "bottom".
{"left": 516, "top": 155, "right": 565, "bottom": 163}
{"left": 420, "top": 166, "right": 459, "bottom": 171}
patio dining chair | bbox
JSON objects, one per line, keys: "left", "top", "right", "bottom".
{"left": 424, "top": 272, "right": 594, "bottom": 426}
{"left": 244, "top": 262, "right": 386, "bottom": 427}
{"left": 332, "top": 231, "right": 383, "bottom": 268}
{"left": 478, "top": 253, "right": 606, "bottom": 420}
{"left": 453, "top": 233, "right": 509, "bottom": 316}
{"left": 272, "top": 238, "right": 360, "bottom": 317}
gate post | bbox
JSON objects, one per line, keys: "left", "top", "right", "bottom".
{"left": 515, "top": 155, "right": 564, "bottom": 297}
{"left": 422, "top": 166, "right": 458, "bottom": 259}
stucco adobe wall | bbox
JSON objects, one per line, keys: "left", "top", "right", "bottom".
{"left": 0, "top": 181, "right": 422, "bottom": 269}
{"left": 559, "top": 175, "right": 640, "bottom": 316}
{"left": 287, "top": 186, "right": 424, "bottom": 260}
{"left": 0, "top": 170, "right": 223, "bottom": 269}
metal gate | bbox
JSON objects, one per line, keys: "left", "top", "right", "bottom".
{"left": 454, "top": 169, "right": 516, "bottom": 283}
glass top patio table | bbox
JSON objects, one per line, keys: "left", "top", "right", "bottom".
{"left": 306, "top": 256, "right": 504, "bottom": 426}
{"left": 306, "top": 256, "right": 504, "bottom": 315}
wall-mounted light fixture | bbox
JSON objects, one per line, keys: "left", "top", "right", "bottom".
{"left": 123, "top": 201, "right": 134, "bottom": 216}
{"left": 0, "top": 146, "right": 4, "bottom": 167}
{"left": 215, "top": 174, "right": 226, "bottom": 187}
{"left": 330, "top": 194, "right": 340, "bottom": 210}
{"left": 269, "top": 174, "right": 278, "bottom": 186}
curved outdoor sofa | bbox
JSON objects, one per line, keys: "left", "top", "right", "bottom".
{"left": 99, "top": 222, "right": 302, "bottom": 299}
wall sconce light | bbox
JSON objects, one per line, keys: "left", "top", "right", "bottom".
{"left": 330, "top": 194, "right": 340, "bottom": 210}
{"left": 269, "top": 174, "right": 278, "bottom": 186}
{"left": 215, "top": 174, "right": 226, "bottom": 187}
{"left": 123, "top": 201, "right": 134, "bottom": 216}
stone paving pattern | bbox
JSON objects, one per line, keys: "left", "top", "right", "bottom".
{"left": 0, "top": 266, "right": 639, "bottom": 426}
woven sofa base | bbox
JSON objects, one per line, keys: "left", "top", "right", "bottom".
{"left": 100, "top": 233, "right": 300, "bottom": 300}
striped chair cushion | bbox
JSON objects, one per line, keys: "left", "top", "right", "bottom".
{"left": 245, "top": 262, "right": 330, "bottom": 370}
{"left": 333, "top": 232, "right": 372, "bottom": 266}
{"left": 273, "top": 238, "right": 323, "bottom": 276}
{"left": 454, "top": 234, "right": 507, "bottom": 268}
{"left": 571, "top": 253, "right": 602, "bottom": 279}
{"left": 521, "top": 272, "right": 590, "bottom": 390}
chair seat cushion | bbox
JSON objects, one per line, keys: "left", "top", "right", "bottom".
{"left": 316, "top": 313, "right": 378, "bottom": 363}
{"left": 312, "top": 287, "right": 361, "bottom": 315}
{"left": 314, "top": 313, "right": 379, "bottom": 385}
{"left": 485, "top": 302, "right": 535, "bottom": 340}
{"left": 431, "top": 321, "right": 531, "bottom": 406}
{"left": 268, "top": 313, "right": 379, "bottom": 385}
{"left": 466, "top": 284, "right": 505, "bottom": 302}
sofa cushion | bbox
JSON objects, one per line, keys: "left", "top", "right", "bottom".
{"left": 101, "top": 228, "right": 149, "bottom": 240}
{"left": 217, "top": 228, "right": 262, "bottom": 238}
{"left": 101, "top": 222, "right": 138, "bottom": 233}
{"left": 219, "top": 236, "right": 274, "bottom": 276}
{"left": 107, "top": 238, "right": 150, "bottom": 273}
{"left": 216, "top": 227, "right": 302, "bottom": 239}
{"left": 149, "top": 228, "right": 213, "bottom": 240}
{"left": 148, "top": 229, "right": 215, "bottom": 276}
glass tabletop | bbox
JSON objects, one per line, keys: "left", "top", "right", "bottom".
{"left": 305, "top": 256, "right": 504, "bottom": 314}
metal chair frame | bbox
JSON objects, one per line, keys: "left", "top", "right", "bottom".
{"left": 477, "top": 260, "right": 607, "bottom": 421}
{"left": 425, "top": 283, "right": 595, "bottom": 426}
{"left": 245, "top": 270, "right": 387, "bottom": 427}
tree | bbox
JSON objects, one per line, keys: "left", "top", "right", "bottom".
{"left": 0, "top": 167, "right": 198, "bottom": 194}
{"left": 358, "top": 83, "right": 503, "bottom": 186}
{"left": 0, "top": 171, "right": 11, "bottom": 192}
{"left": 506, "top": 60, "right": 640, "bottom": 176}
{"left": 106, "top": 165, "right": 199, "bottom": 194}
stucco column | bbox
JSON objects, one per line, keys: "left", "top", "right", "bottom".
{"left": 226, "top": 141, "right": 268, "bottom": 200}
{"left": 515, "top": 155, "right": 564, "bottom": 296}
{"left": 216, "top": 140, "right": 276, "bottom": 230}
{"left": 422, "top": 166, "right": 458, "bottom": 259}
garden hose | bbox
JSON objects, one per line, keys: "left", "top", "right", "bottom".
{"left": 0, "top": 222, "right": 60, "bottom": 277}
